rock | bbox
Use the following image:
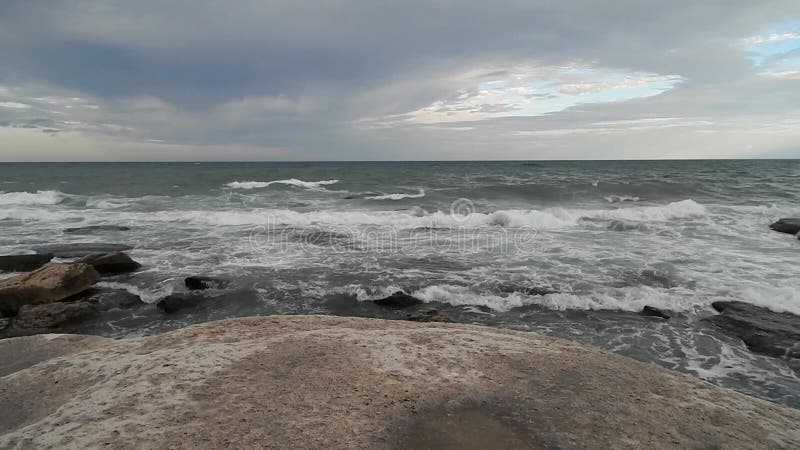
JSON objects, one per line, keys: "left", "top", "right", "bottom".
{"left": 406, "top": 309, "right": 453, "bottom": 323}
{"left": 0, "top": 263, "right": 100, "bottom": 316}
{"left": 76, "top": 252, "right": 141, "bottom": 275}
{"left": 8, "top": 302, "right": 94, "bottom": 332}
{"left": 641, "top": 306, "right": 670, "bottom": 320}
{"left": 157, "top": 293, "right": 208, "bottom": 314}
{"left": 63, "top": 225, "right": 131, "bottom": 234}
{"left": 769, "top": 218, "right": 800, "bottom": 235}
{"left": 1, "top": 316, "right": 799, "bottom": 448}
{"left": 0, "top": 254, "right": 53, "bottom": 273}
{"left": 705, "top": 301, "right": 800, "bottom": 359}
{"left": 33, "top": 243, "right": 134, "bottom": 258}
{"left": 373, "top": 291, "right": 423, "bottom": 309}
{"left": 75, "top": 288, "right": 142, "bottom": 311}
{"left": 185, "top": 276, "right": 229, "bottom": 291}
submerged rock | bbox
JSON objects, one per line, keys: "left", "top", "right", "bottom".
{"left": 406, "top": 309, "right": 453, "bottom": 323}
{"left": 769, "top": 218, "right": 800, "bottom": 235}
{"left": 76, "top": 252, "right": 141, "bottom": 276}
{"left": 641, "top": 305, "right": 670, "bottom": 320}
{"left": 76, "top": 288, "right": 142, "bottom": 311}
{"left": 373, "top": 291, "right": 423, "bottom": 309}
{"left": 1, "top": 316, "right": 799, "bottom": 448}
{"left": 33, "top": 243, "right": 134, "bottom": 258}
{"left": 0, "top": 263, "right": 100, "bottom": 316}
{"left": 0, "top": 254, "right": 53, "bottom": 273}
{"left": 8, "top": 302, "right": 94, "bottom": 334}
{"left": 705, "top": 301, "right": 800, "bottom": 359}
{"left": 157, "top": 293, "right": 209, "bottom": 314}
{"left": 63, "top": 225, "right": 131, "bottom": 234}
{"left": 185, "top": 276, "right": 229, "bottom": 291}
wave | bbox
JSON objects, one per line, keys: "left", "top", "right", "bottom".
{"left": 365, "top": 189, "right": 426, "bottom": 200}
{"left": 0, "top": 190, "right": 66, "bottom": 206}
{"left": 605, "top": 195, "right": 639, "bottom": 203}
{"left": 225, "top": 179, "right": 339, "bottom": 190}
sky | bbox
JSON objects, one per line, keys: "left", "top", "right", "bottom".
{"left": 1, "top": 1, "right": 800, "bottom": 161}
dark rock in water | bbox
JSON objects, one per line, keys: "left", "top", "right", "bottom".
{"left": 33, "top": 243, "right": 134, "bottom": 258}
{"left": 406, "top": 309, "right": 453, "bottom": 323}
{"left": 641, "top": 306, "right": 670, "bottom": 320}
{"left": 0, "top": 254, "right": 53, "bottom": 272}
{"left": 705, "top": 301, "right": 800, "bottom": 359}
{"left": 157, "top": 293, "right": 209, "bottom": 314}
{"left": 75, "top": 288, "right": 142, "bottom": 311}
{"left": 373, "top": 291, "right": 423, "bottom": 309}
{"left": 769, "top": 218, "right": 800, "bottom": 235}
{"left": 497, "top": 284, "right": 557, "bottom": 296}
{"left": 185, "top": 276, "right": 229, "bottom": 291}
{"left": 8, "top": 302, "right": 94, "bottom": 333}
{"left": 0, "top": 263, "right": 100, "bottom": 316}
{"left": 63, "top": 225, "right": 131, "bottom": 234}
{"left": 76, "top": 252, "right": 141, "bottom": 275}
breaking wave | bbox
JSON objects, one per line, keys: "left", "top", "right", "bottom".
{"left": 224, "top": 179, "right": 339, "bottom": 190}
{"left": 0, "top": 190, "right": 66, "bottom": 206}
{"left": 365, "top": 189, "right": 426, "bottom": 200}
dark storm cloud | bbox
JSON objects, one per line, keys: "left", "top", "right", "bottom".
{"left": 1, "top": 1, "right": 799, "bottom": 160}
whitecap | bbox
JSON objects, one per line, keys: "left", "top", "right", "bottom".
{"left": 0, "top": 190, "right": 66, "bottom": 206}
{"left": 224, "top": 179, "right": 339, "bottom": 190}
{"left": 365, "top": 189, "right": 426, "bottom": 200}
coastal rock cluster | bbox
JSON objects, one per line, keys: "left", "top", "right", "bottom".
{"left": 1, "top": 316, "right": 800, "bottom": 448}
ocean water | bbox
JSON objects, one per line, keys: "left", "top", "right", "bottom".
{"left": 1, "top": 160, "right": 799, "bottom": 406}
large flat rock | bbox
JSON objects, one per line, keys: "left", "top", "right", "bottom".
{"left": 0, "top": 263, "right": 100, "bottom": 315}
{"left": 1, "top": 316, "right": 799, "bottom": 449}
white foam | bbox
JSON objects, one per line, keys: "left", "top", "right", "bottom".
{"left": 224, "top": 179, "right": 339, "bottom": 190}
{"left": 605, "top": 195, "right": 640, "bottom": 203}
{"left": 0, "top": 190, "right": 66, "bottom": 206}
{"left": 365, "top": 189, "right": 426, "bottom": 200}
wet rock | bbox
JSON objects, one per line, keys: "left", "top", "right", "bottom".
{"left": 769, "top": 218, "right": 800, "bottom": 235}
{"left": 185, "top": 276, "right": 229, "bottom": 291}
{"left": 63, "top": 225, "right": 131, "bottom": 234}
{"left": 76, "top": 252, "right": 141, "bottom": 276}
{"left": 373, "top": 291, "right": 423, "bottom": 309}
{"left": 0, "top": 254, "right": 53, "bottom": 273}
{"left": 705, "top": 301, "right": 800, "bottom": 359}
{"left": 157, "top": 293, "right": 208, "bottom": 314}
{"left": 8, "top": 302, "right": 94, "bottom": 333}
{"left": 641, "top": 306, "right": 670, "bottom": 320}
{"left": 406, "top": 309, "right": 453, "bottom": 323}
{"left": 33, "top": 243, "right": 134, "bottom": 258}
{"left": 76, "top": 288, "right": 142, "bottom": 311}
{"left": 0, "top": 263, "right": 100, "bottom": 316}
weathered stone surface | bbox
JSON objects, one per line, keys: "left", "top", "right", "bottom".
{"left": 769, "top": 218, "right": 800, "bottom": 235}
{"left": 184, "top": 276, "right": 229, "bottom": 291}
{"left": 406, "top": 309, "right": 453, "bottom": 323}
{"left": 76, "top": 252, "right": 141, "bottom": 275}
{"left": 374, "top": 291, "right": 423, "bottom": 309}
{"left": 8, "top": 302, "right": 94, "bottom": 333}
{"left": 33, "top": 243, "right": 133, "bottom": 258}
{"left": 706, "top": 301, "right": 800, "bottom": 359}
{"left": 63, "top": 225, "right": 131, "bottom": 234}
{"left": 0, "top": 264, "right": 100, "bottom": 316}
{"left": 0, "top": 254, "right": 53, "bottom": 273}
{"left": 157, "top": 293, "right": 208, "bottom": 314}
{"left": 641, "top": 305, "right": 671, "bottom": 319}
{"left": 0, "top": 316, "right": 799, "bottom": 448}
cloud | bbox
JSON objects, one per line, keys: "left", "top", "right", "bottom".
{"left": 1, "top": 1, "right": 800, "bottom": 160}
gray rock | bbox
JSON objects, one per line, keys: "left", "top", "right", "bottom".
{"left": 406, "top": 309, "right": 453, "bottom": 323}
{"left": 0, "top": 263, "right": 100, "bottom": 316}
{"left": 769, "top": 218, "right": 800, "bottom": 235}
{"left": 641, "top": 306, "right": 670, "bottom": 319}
{"left": 705, "top": 301, "right": 800, "bottom": 359}
{"left": 157, "top": 293, "right": 208, "bottom": 314}
{"left": 33, "top": 243, "right": 134, "bottom": 258}
{"left": 76, "top": 252, "right": 141, "bottom": 275}
{"left": 9, "top": 302, "right": 94, "bottom": 332}
{"left": 63, "top": 225, "right": 131, "bottom": 234}
{"left": 0, "top": 254, "right": 53, "bottom": 273}
{"left": 373, "top": 291, "right": 423, "bottom": 309}
{"left": 185, "top": 276, "right": 229, "bottom": 291}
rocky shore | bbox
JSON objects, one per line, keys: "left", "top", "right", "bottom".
{"left": 2, "top": 315, "right": 800, "bottom": 449}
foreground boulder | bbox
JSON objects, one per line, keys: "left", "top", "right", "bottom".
{"left": 0, "top": 254, "right": 53, "bottom": 273}
{"left": 63, "top": 225, "right": 131, "bottom": 234}
{"left": 0, "top": 316, "right": 799, "bottom": 448}
{"left": 373, "top": 291, "right": 423, "bottom": 309}
{"left": 769, "top": 218, "right": 800, "bottom": 235}
{"left": 185, "top": 276, "right": 229, "bottom": 291}
{"left": 33, "top": 243, "right": 133, "bottom": 258}
{"left": 76, "top": 252, "right": 141, "bottom": 275}
{"left": 6, "top": 302, "right": 94, "bottom": 335}
{"left": 0, "top": 263, "right": 100, "bottom": 316}
{"left": 705, "top": 301, "right": 800, "bottom": 359}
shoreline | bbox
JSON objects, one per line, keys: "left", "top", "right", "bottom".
{"left": 2, "top": 315, "right": 800, "bottom": 448}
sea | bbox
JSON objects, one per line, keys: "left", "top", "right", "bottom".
{"left": 1, "top": 160, "right": 799, "bottom": 406}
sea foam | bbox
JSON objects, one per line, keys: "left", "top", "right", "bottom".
{"left": 225, "top": 179, "right": 339, "bottom": 190}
